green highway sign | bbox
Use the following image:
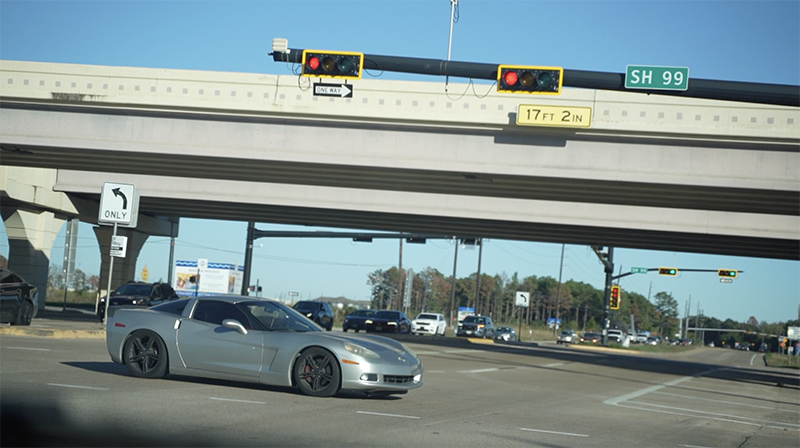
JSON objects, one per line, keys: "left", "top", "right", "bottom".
{"left": 631, "top": 267, "right": 648, "bottom": 274}
{"left": 625, "top": 65, "right": 689, "bottom": 91}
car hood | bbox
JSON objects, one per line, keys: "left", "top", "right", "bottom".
{"left": 412, "top": 319, "right": 439, "bottom": 324}
{"left": 317, "top": 332, "right": 412, "bottom": 357}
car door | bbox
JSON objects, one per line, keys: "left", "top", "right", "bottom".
{"left": 176, "top": 300, "right": 264, "bottom": 379}
{"left": 0, "top": 272, "right": 23, "bottom": 322}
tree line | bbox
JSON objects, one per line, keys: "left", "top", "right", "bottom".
{"left": 365, "top": 265, "right": 798, "bottom": 347}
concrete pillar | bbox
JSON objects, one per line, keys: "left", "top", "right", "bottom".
{"left": 93, "top": 226, "right": 149, "bottom": 297}
{"left": 1, "top": 208, "right": 64, "bottom": 310}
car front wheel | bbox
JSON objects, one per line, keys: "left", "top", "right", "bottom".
{"left": 123, "top": 330, "right": 168, "bottom": 378}
{"left": 293, "top": 347, "right": 340, "bottom": 397}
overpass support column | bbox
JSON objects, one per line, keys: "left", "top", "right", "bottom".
{"left": 93, "top": 226, "right": 149, "bottom": 296}
{"left": 1, "top": 209, "right": 64, "bottom": 311}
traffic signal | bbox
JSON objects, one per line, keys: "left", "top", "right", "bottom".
{"left": 406, "top": 237, "right": 426, "bottom": 244}
{"left": 609, "top": 285, "right": 621, "bottom": 310}
{"left": 497, "top": 65, "right": 563, "bottom": 95}
{"left": 718, "top": 269, "right": 738, "bottom": 278}
{"left": 301, "top": 50, "right": 363, "bottom": 79}
{"left": 658, "top": 267, "right": 678, "bottom": 276}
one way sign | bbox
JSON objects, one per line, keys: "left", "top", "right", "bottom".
{"left": 313, "top": 83, "right": 353, "bottom": 98}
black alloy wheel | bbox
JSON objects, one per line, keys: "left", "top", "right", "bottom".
{"left": 123, "top": 330, "right": 168, "bottom": 378}
{"left": 293, "top": 347, "right": 341, "bottom": 397}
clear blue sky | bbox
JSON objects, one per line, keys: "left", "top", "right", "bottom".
{"left": 1, "top": 1, "right": 798, "bottom": 324}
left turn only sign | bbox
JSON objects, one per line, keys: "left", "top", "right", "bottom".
{"left": 98, "top": 182, "right": 140, "bottom": 228}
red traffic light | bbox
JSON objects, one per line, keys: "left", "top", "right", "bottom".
{"left": 497, "top": 65, "right": 563, "bottom": 95}
{"left": 609, "top": 285, "right": 621, "bottom": 309}
{"left": 301, "top": 50, "right": 363, "bottom": 79}
{"left": 306, "top": 56, "right": 320, "bottom": 71}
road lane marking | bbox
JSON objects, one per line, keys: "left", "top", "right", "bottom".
{"left": 651, "top": 391, "right": 795, "bottom": 411}
{"left": 415, "top": 349, "right": 477, "bottom": 355}
{"left": 357, "top": 411, "right": 420, "bottom": 419}
{"left": 47, "top": 383, "right": 109, "bottom": 391}
{"left": 543, "top": 362, "right": 566, "bottom": 368}
{"left": 603, "top": 367, "right": 721, "bottom": 406}
{"left": 628, "top": 400, "right": 800, "bottom": 428}
{"left": 209, "top": 397, "right": 266, "bottom": 405}
{"left": 615, "top": 401, "right": 800, "bottom": 431}
{"left": 519, "top": 428, "right": 588, "bottom": 437}
{"left": 425, "top": 370, "right": 447, "bottom": 374}
{"left": 458, "top": 368, "right": 499, "bottom": 374}
{"left": 6, "top": 346, "right": 50, "bottom": 351}
{"left": 750, "top": 353, "right": 757, "bottom": 366}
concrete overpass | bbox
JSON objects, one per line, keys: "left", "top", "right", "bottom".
{"left": 1, "top": 60, "right": 798, "bottom": 303}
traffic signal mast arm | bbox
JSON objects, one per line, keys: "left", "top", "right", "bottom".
{"left": 613, "top": 268, "right": 743, "bottom": 280}
{"left": 271, "top": 46, "right": 799, "bottom": 107}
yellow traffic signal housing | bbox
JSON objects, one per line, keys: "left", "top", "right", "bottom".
{"left": 717, "top": 269, "right": 738, "bottom": 278}
{"left": 301, "top": 50, "right": 363, "bottom": 80}
{"left": 609, "top": 285, "right": 621, "bottom": 309}
{"left": 658, "top": 267, "right": 678, "bottom": 276}
{"left": 497, "top": 65, "right": 563, "bottom": 95}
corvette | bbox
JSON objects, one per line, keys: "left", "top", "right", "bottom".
{"left": 106, "top": 295, "right": 422, "bottom": 397}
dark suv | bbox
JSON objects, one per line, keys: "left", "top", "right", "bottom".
{"left": 292, "top": 300, "right": 334, "bottom": 331}
{"left": 0, "top": 267, "right": 38, "bottom": 326}
{"left": 97, "top": 281, "right": 179, "bottom": 319}
{"left": 456, "top": 315, "right": 495, "bottom": 338}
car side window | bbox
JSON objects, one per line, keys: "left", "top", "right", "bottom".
{"left": 193, "top": 301, "right": 251, "bottom": 329}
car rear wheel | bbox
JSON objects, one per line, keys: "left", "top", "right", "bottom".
{"left": 15, "top": 301, "right": 33, "bottom": 326}
{"left": 123, "top": 330, "right": 168, "bottom": 379}
{"left": 293, "top": 347, "right": 340, "bottom": 397}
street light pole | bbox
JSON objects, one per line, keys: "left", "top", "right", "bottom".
{"left": 449, "top": 237, "right": 459, "bottom": 330}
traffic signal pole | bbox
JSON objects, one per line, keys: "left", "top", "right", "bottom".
{"left": 272, "top": 47, "right": 799, "bottom": 107}
{"left": 602, "top": 247, "right": 614, "bottom": 346}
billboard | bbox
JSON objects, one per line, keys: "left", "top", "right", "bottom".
{"left": 174, "top": 260, "right": 243, "bottom": 297}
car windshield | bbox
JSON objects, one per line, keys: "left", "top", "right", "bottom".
{"left": 416, "top": 314, "right": 438, "bottom": 320}
{"left": 374, "top": 311, "right": 400, "bottom": 319}
{"left": 244, "top": 301, "right": 321, "bottom": 332}
{"left": 463, "top": 316, "right": 485, "bottom": 324}
{"left": 350, "top": 310, "right": 374, "bottom": 317}
{"left": 293, "top": 302, "right": 318, "bottom": 312}
{"left": 113, "top": 284, "right": 153, "bottom": 296}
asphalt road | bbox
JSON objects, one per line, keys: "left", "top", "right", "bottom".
{"left": 2, "top": 325, "right": 798, "bottom": 448}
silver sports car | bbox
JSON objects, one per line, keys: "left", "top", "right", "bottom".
{"left": 106, "top": 295, "right": 423, "bottom": 397}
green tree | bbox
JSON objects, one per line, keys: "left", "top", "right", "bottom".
{"left": 653, "top": 291, "right": 679, "bottom": 337}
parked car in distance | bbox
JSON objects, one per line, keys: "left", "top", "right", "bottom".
{"left": 455, "top": 315, "right": 494, "bottom": 338}
{"left": 411, "top": 312, "right": 446, "bottom": 336}
{"left": 293, "top": 300, "right": 334, "bottom": 331}
{"left": 0, "top": 267, "right": 38, "bottom": 326}
{"left": 97, "top": 281, "right": 179, "bottom": 319}
{"left": 494, "top": 326, "right": 517, "bottom": 342}
{"left": 342, "top": 309, "right": 375, "bottom": 332}
{"left": 106, "top": 295, "right": 422, "bottom": 398}
{"left": 607, "top": 329, "right": 627, "bottom": 343}
{"left": 645, "top": 336, "right": 661, "bottom": 345}
{"left": 636, "top": 332, "right": 650, "bottom": 344}
{"left": 557, "top": 329, "right": 579, "bottom": 344}
{"left": 364, "top": 310, "right": 411, "bottom": 334}
{"left": 580, "top": 332, "right": 601, "bottom": 344}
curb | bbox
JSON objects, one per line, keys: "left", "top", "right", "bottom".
{"left": 0, "top": 327, "right": 105, "bottom": 339}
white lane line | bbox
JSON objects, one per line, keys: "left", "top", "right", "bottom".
{"left": 357, "top": 411, "right": 420, "bottom": 419}
{"left": 615, "top": 402, "right": 800, "bottom": 432}
{"left": 458, "top": 368, "right": 499, "bottom": 374}
{"left": 415, "top": 349, "right": 477, "bottom": 355}
{"left": 519, "top": 428, "right": 588, "bottom": 437}
{"left": 543, "top": 362, "right": 566, "bottom": 368}
{"left": 750, "top": 353, "right": 757, "bottom": 366}
{"left": 604, "top": 367, "right": 721, "bottom": 406}
{"left": 628, "top": 400, "right": 800, "bottom": 428}
{"left": 209, "top": 397, "right": 266, "bottom": 405}
{"left": 651, "top": 391, "right": 794, "bottom": 412}
{"left": 6, "top": 346, "right": 50, "bottom": 351}
{"left": 425, "top": 370, "right": 447, "bottom": 374}
{"left": 47, "top": 383, "right": 109, "bottom": 391}
{"left": 679, "top": 445, "right": 716, "bottom": 448}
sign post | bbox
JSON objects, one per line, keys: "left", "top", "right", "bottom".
{"left": 515, "top": 291, "right": 530, "bottom": 342}
{"left": 98, "top": 182, "right": 140, "bottom": 322}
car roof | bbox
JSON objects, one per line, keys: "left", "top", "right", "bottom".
{"left": 195, "top": 295, "right": 279, "bottom": 305}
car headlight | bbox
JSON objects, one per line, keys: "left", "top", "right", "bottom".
{"left": 365, "top": 319, "right": 373, "bottom": 324}
{"left": 343, "top": 342, "right": 380, "bottom": 359}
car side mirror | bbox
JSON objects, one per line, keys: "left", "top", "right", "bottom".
{"left": 222, "top": 319, "right": 248, "bottom": 335}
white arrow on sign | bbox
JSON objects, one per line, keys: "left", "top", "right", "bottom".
{"left": 313, "top": 83, "right": 353, "bottom": 98}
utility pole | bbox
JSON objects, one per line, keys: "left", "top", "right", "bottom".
{"left": 554, "top": 243, "right": 564, "bottom": 335}
{"left": 449, "top": 238, "right": 459, "bottom": 330}
{"left": 474, "top": 238, "right": 483, "bottom": 315}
